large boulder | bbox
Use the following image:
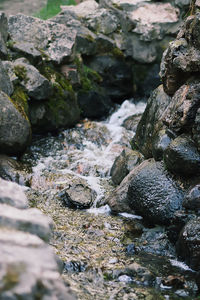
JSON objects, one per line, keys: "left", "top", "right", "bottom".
{"left": 108, "top": 159, "right": 184, "bottom": 225}
{"left": 0, "top": 91, "right": 31, "bottom": 155}
{"left": 8, "top": 14, "right": 76, "bottom": 64}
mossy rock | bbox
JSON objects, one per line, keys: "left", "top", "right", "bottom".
{"left": 10, "top": 87, "right": 29, "bottom": 122}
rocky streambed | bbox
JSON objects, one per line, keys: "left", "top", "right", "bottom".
{"left": 19, "top": 100, "right": 198, "bottom": 300}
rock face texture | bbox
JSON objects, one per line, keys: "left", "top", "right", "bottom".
{"left": 108, "top": 9, "right": 200, "bottom": 272}
{"left": 0, "top": 178, "right": 76, "bottom": 299}
{"left": 0, "top": 0, "right": 190, "bottom": 156}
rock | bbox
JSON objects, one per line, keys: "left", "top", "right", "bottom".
{"left": 127, "top": 160, "right": 184, "bottom": 225}
{"left": 110, "top": 148, "right": 144, "bottom": 185}
{"left": 0, "top": 59, "right": 13, "bottom": 96}
{"left": 87, "top": 54, "right": 133, "bottom": 101}
{"left": 77, "top": 88, "right": 113, "bottom": 119}
{"left": 108, "top": 159, "right": 184, "bottom": 225}
{"left": 0, "top": 178, "right": 28, "bottom": 209}
{"left": 0, "top": 204, "right": 53, "bottom": 241}
{"left": 129, "top": 3, "right": 180, "bottom": 42}
{"left": 0, "top": 155, "right": 31, "bottom": 186}
{"left": 122, "top": 113, "right": 142, "bottom": 131}
{"left": 83, "top": 8, "right": 119, "bottom": 35}
{"left": 0, "top": 91, "right": 31, "bottom": 155}
{"left": 134, "top": 85, "right": 171, "bottom": 158}
{"left": 4, "top": 58, "right": 52, "bottom": 100}
{"left": 8, "top": 14, "right": 76, "bottom": 64}
{"left": 0, "top": 12, "right": 8, "bottom": 58}
{"left": 57, "top": 179, "right": 97, "bottom": 209}
{"left": 152, "top": 129, "right": 172, "bottom": 161}
{"left": 61, "top": 0, "right": 99, "bottom": 19}
{"left": 137, "top": 226, "right": 176, "bottom": 257}
{"left": 176, "top": 217, "right": 200, "bottom": 271}
{"left": 164, "top": 134, "right": 200, "bottom": 177}
{"left": 0, "top": 229, "right": 76, "bottom": 300}
{"left": 183, "top": 184, "right": 200, "bottom": 211}
{"left": 162, "top": 82, "right": 200, "bottom": 134}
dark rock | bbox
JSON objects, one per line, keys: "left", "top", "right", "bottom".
{"left": 86, "top": 54, "right": 133, "bottom": 101}
{"left": 77, "top": 88, "right": 113, "bottom": 119}
{"left": 137, "top": 226, "right": 176, "bottom": 258}
{"left": 134, "top": 85, "right": 171, "bottom": 158}
{"left": 162, "top": 82, "right": 200, "bottom": 134}
{"left": 110, "top": 148, "right": 144, "bottom": 185}
{"left": 183, "top": 184, "right": 200, "bottom": 211}
{"left": 0, "top": 59, "right": 13, "bottom": 96}
{"left": 127, "top": 160, "right": 184, "bottom": 225}
{"left": 0, "top": 178, "right": 28, "bottom": 209}
{"left": 0, "top": 154, "right": 31, "bottom": 186}
{"left": 64, "top": 261, "right": 87, "bottom": 273}
{"left": 0, "top": 91, "right": 31, "bottom": 156}
{"left": 152, "top": 129, "right": 172, "bottom": 161}
{"left": 164, "top": 134, "right": 200, "bottom": 177}
{"left": 126, "top": 243, "right": 136, "bottom": 255}
{"left": 176, "top": 217, "right": 200, "bottom": 271}
{"left": 58, "top": 181, "right": 96, "bottom": 209}
{"left": 192, "top": 107, "right": 200, "bottom": 151}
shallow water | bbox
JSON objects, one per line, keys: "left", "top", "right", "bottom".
{"left": 23, "top": 99, "right": 198, "bottom": 299}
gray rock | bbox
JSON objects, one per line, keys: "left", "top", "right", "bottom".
{"left": 122, "top": 114, "right": 142, "bottom": 131}
{"left": 0, "top": 12, "right": 8, "bottom": 58}
{"left": 0, "top": 229, "right": 76, "bottom": 300}
{"left": 0, "top": 204, "right": 53, "bottom": 241}
{"left": 134, "top": 85, "right": 171, "bottom": 158}
{"left": 0, "top": 91, "right": 31, "bottom": 155}
{"left": 0, "top": 178, "right": 28, "bottom": 209}
{"left": 0, "top": 59, "right": 13, "bottom": 96}
{"left": 8, "top": 14, "right": 76, "bottom": 64}
{"left": 110, "top": 148, "right": 144, "bottom": 185}
{"left": 83, "top": 8, "right": 119, "bottom": 35}
{"left": 61, "top": 0, "right": 99, "bottom": 19}
{"left": 129, "top": 3, "right": 180, "bottom": 42}
{"left": 4, "top": 58, "right": 52, "bottom": 100}
{"left": 193, "top": 107, "right": 200, "bottom": 151}
{"left": 176, "top": 217, "right": 200, "bottom": 271}
{"left": 152, "top": 129, "right": 172, "bottom": 161}
{"left": 0, "top": 154, "right": 31, "bottom": 186}
{"left": 164, "top": 134, "right": 200, "bottom": 177}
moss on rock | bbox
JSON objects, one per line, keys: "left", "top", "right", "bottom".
{"left": 11, "top": 87, "right": 29, "bottom": 121}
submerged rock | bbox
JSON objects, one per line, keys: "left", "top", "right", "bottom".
{"left": 176, "top": 217, "right": 200, "bottom": 271}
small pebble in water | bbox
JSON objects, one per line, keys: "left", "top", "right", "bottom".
{"left": 126, "top": 243, "right": 136, "bottom": 255}
{"left": 118, "top": 275, "right": 133, "bottom": 283}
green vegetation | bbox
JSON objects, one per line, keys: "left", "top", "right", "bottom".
{"left": 34, "top": 0, "right": 76, "bottom": 20}
{"left": 11, "top": 87, "right": 29, "bottom": 121}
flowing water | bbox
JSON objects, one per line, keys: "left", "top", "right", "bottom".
{"left": 22, "top": 99, "right": 198, "bottom": 300}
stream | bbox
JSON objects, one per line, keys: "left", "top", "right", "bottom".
{"left": 22, "top": 99, "right": 198, "bottom": 300}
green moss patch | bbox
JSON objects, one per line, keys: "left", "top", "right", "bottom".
{"left": 11, "top": 87, "right": 29, "bottom": 121}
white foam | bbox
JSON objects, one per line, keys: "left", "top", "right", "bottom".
{"left": 169, "top": 259, "right": 195, "bottom": 272}
{"left": 119, "top": 212, "right": 143, "bottom": 220}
